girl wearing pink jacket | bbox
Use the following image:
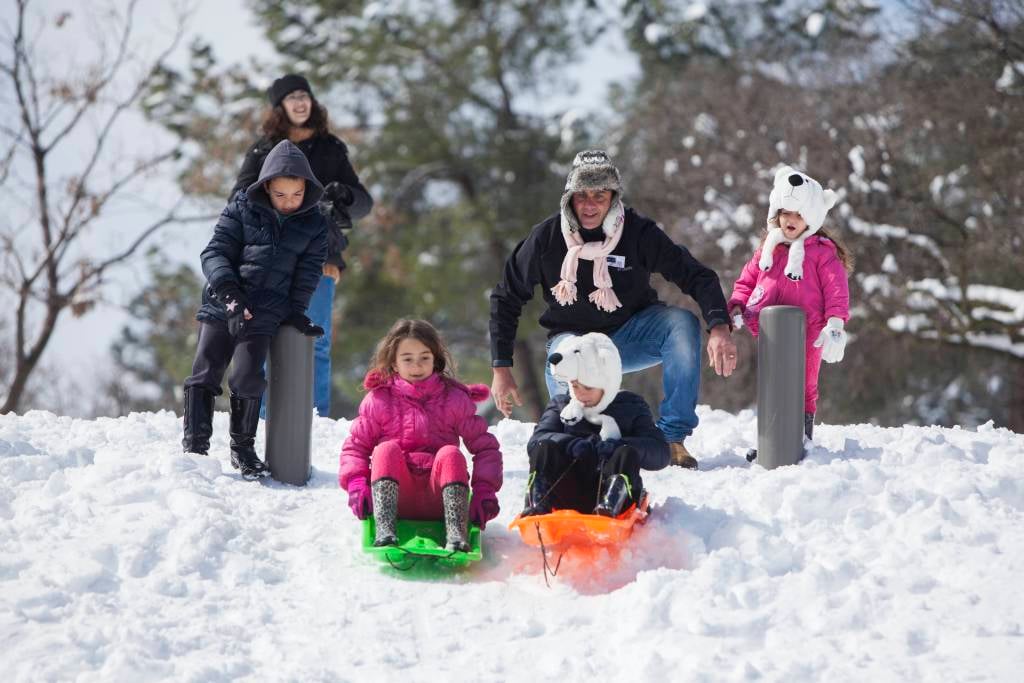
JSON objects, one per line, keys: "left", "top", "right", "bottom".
{"left": 339, "top": 319, "right": 503, "bottom": 551}
{"left": 729, "top": 167, "right": 853, "bottom": 444}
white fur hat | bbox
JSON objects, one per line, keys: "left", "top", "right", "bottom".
{"left": 560, "top": 150, "right": 623, "bottom": 234}
{"left": 548, "top": 332, "right": 622, "bottom": 414}
{"left": 767, "top": 166, "right": 838, "bottom": 235}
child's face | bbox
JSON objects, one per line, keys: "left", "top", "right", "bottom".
{"left": 266, "top": 177, "right": 306, "bottom": 214}
{"left": 778, "top": 209, "right": 808, "bottom": 240}
{"left": 393, "top": 337, "right": 435, "bottom": 383}
{"left": 570, "top": 380, "right": 604, "bottom": 407}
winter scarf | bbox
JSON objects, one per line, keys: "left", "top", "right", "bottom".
{"left": 551, "top": 196, "right": 626, "bottom": 313}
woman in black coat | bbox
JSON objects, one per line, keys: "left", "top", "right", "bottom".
{"left": 231, "top": 74, "right": 373, "bottom": 417}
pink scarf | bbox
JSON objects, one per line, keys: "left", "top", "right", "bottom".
{"left": 550, "top": 198, "right": 626, "bottom": 313}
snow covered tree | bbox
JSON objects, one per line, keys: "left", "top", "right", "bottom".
{"left": 836, "top": 0, "right": 1024, "bottom": 427}
{"left": 238, "top": 0, "right": 607, "bottom": 416}
{"left": 142, "top": 40, "right": 265, "bottom": 202}
{"left": 612, "top": 0, "right": 1023, "bottom": 429}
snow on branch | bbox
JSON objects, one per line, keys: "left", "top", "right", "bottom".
{"left": 889, "top": 278, "right": 1024, "bottom": 358}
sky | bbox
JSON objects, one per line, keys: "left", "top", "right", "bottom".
{"left": 2, "top": 407, "right": 1022, "bottom": 680}
{"left": 5, "top": 0, "right": 639, "bottom": 413}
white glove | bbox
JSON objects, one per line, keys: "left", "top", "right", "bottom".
{"left": 813, "top": 317, "right": 847, "bottom": 363}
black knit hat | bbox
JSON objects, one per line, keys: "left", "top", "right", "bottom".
{"left": 267, "top": 74, "right": 312, "bottom": 107}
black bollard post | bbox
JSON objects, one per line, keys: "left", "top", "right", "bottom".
{"left": 265, "top": 325, "right": 314, "bottom": 486}
{"left": 757, "top": 306, "right": 806, "bottom": 470}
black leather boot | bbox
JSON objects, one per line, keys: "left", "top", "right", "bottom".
{"left": 229, "top": 395, "right": 268, "bottom": 480}
{"left": 521, "top": 470, "right": 553, "bottom": 517}
{"left": 804, "top": 412, "right": 815, "bottom": 441}
{"left": 182, "top": 387, "right": 215, "bottom": 455}
{"left": 595, "top": 473, "right": 632, "bottom": 517}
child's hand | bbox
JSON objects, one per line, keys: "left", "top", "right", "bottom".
{"left": 285, "top": 312, "right": 325, "bottom": 337}
{"left": 568, "top": 436, "right": 599, "bottom": 460}
{"left": 346, "top": 477, "right": 373, "bottom": 519}
{"left": 730, "top": 307, "right": 745, "bottom": 330}
{"left": 469, "top": 484, "right": 500, "bottom": 529}
{"left": 813, "top": 317, "right": 848, "bottom": 363}
{"left": 596, "top": 439, "right": 624, "bottom": 460}
{"left": 216, "top": 282, "right": 252, "bottom": 337}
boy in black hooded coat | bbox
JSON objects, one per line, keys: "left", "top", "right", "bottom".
{"left": 182, "top": 139, "right": 328, "bottom": 479}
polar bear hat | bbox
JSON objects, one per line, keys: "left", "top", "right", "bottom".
{"left": 547, "top": 332, "right": 623, "bottom": 439}
{"left": 767, "top": 165, "right": 838, "bottom": 234}
{"left": 759, "top": 166, "right": 840, "bottom": 280}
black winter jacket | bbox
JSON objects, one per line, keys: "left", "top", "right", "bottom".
{"left": 197, "top": 140, "right": 328, "bottom": 337}
{"left": 489, "top": 208, "right": 730, "bottom": 365}
{"left": 528, "top": 392, "right": 670, "bottom": 470}
{"left": 231, "top": 133, "right": 373, "bottom": 268}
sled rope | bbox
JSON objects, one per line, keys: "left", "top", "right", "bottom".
{"left": 534, "top": 522, "right": 565, "bottom": 588}
{"left": 383, "top": 546, "right": 461, "bottom": 571}
{"left": 531, "top": 456, "right": 597, "bottom": 586}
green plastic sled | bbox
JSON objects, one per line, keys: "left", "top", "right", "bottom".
{"left": 361, "top": 518, "right": 483, "bottom": 569}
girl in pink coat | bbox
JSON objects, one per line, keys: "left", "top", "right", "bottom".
{"left": 729, "top": 167, "right": 853, "bottom": 443}
{"left": 339, "top": 319, "right": 502, "bottom": 551}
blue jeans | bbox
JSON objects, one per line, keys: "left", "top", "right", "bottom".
{"left": 544, "top": 305, "right": 701, "bottom": 443}
{"left": 260, "top": 274, "right": 335, "bottom": 419}
{"left": 306, "top": 275, "right": 336, "bottom": 417}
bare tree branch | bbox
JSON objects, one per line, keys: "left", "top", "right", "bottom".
{"left": 0, "top": 0, "right": 198, "bottom": 414}
{"left": 41, "top": 0, "right": 141, "bottom": 154}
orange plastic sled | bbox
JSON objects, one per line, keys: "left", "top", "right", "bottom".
{"left": 508, "top": 493, "right": 650, "bottom": 549}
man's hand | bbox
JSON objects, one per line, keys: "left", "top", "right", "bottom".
{"left": 707, "top": 324, "right": 738, "bottom": 377}
{"left": 491, "top": 367, "right": 523, "bottom": 418}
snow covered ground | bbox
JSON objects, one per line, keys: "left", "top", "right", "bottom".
{"left": 2, "top": 407, "right": 1022, "bottom": 682}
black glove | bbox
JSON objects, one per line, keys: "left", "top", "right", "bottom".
{"left": 285, "top": 312, "right": 325, "bottom": 337}
{"left": 596, "top": 439, "right": 624, "bottom": 461}
{"left": 322, "top": 181, "right": 353, "bottom": 206}
{"left": 318, "top": 199, "right": 353, "bottom": 231}
{"left": 215, "top": 282, "right": 249, "bottom": 337}
{"left": 567, "top": 435, "right": 599, "bottom": 461}
{"left": 319, "top": 182, "right": 354, "bottom": 231}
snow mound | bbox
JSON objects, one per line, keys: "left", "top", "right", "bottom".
{"left": 2, "top": 408, "right": 1022, "bottom": 681}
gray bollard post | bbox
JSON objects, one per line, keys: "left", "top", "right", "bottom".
{"left": 265, "top": 325, "right": 314, "bottom": 486}
{"left": 757, "top": 305, "right": 806, "bottom": 470}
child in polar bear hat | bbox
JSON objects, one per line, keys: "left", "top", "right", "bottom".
{"left": 729, "top": 166, "right": 853, "bottom": 449}
{"left": 757, "top": 165, "right": 839, "bottom": 281}
{"left": 521, "top": 332, "right": 670, "bottom": 518}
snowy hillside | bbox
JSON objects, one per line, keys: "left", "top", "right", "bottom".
{"left": 2, "top": 408, "right": 1022, "bottom": 682}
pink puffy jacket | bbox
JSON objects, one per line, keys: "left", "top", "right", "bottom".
{"left": 729, "top": 235, "right": 850, "bottom": 340}
{"left": 338, "top": 370, "right": 502, "bottom": 495}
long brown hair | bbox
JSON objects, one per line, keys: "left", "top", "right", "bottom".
{"left": 764, "top": 216, "right": 855, "bottom": 273}
{"left": 260, "top": 97, "right": 330, "bottom": 142}
{"left": 369, "top": 319, "right": 457, "bottom": 384}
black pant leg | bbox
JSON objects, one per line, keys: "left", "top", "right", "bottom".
{"left": 601, "top": 444, "right": 644, "bottom": 503}
{"left": 228, "top": 334, "right": 271, "bottom": 399}
{"left": 528, "top": 440, "right": 602, "bottom": 513}
{"left": 184, "top": 322, "right": 234, "bottom": 394}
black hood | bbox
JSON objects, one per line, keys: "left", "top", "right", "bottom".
{"left": 246, "top": 139, "right": 324, "bottom": 214}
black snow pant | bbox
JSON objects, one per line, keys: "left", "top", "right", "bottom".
{"left": 184, "top": 322, "right": 271, "bottom": 399}
{"left": 527, "top": 440, "right": 643, "bottom": 513}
